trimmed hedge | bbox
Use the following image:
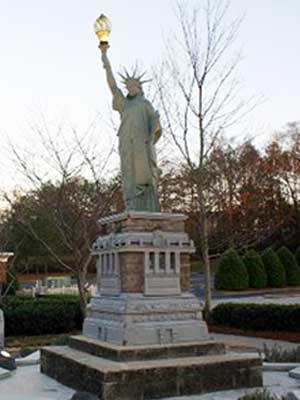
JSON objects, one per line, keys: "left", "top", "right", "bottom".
{"left": 209, "top": 302, "right": 300, "bottom": 332}
{"left": 277, "top": 246, "right": 300, "bottom": 286}
{"left": 243, "top": 250, "right": 267, "bottom": 289}
{"left": 215, "top": 249, "right": 249, "bottom": 290}
{"left": 261, "top": 247, "right": 286, "bottom": 287}
{"left": 1, "top": 295, "right": 83, "bottom": 337}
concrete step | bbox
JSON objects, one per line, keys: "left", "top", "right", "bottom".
{"left": 69, "top": 335, "right": 226, "bottom": 361}
{"left": 41, "top": 345, "right": 262, "bottom": 400}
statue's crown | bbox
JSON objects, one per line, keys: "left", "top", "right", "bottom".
{"left": 118, "top": 66, "right": 151, "bottom": 87}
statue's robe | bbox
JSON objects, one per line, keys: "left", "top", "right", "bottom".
{"left": 112, "top": 89, "right": 161, "bottom": 212}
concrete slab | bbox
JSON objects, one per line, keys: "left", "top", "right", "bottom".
{"left": 0, "top": 365, "right": 74, "bottom": 400}
{"left": 264, "top": 362, "right": 300, "bottom": 372}
{"left": 16, "top": 350, "right": 40, "bottom": 366}
{"left": 0, "top": 367, "right": 11, "bottom": 380}
{"left": 289, "top": 366, "right": 300, "bottom": 379}
{"left": 289, "top": 390, "right": 300, "bottom": 400}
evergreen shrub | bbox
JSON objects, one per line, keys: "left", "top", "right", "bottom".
{"left": 277, "top": 246, "right": 300, "bottom": 286}
{"left": 2, "top": 295, "right": 82, "bottom": 337}
{"left": 243, "top": 250, "right": 267, "bottom": 289}
{"left": 261, "top": 247, "right": 286, "bottom": 287}
{"left": 215, "top": 249, "right": 249, "bottom": 290}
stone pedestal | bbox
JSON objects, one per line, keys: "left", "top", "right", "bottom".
{"left": 41, "top": 212, "right": 262, "bottom": 399}
{"left": 82, "top": 211, "right": 208, "bottom": 345}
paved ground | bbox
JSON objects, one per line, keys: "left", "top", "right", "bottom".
{"left": 0, "top": 364, "right": 75, "bottom": 400}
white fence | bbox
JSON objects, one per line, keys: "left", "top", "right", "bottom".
{"left": 17, "top": 283, "right": 97, "bottom": 297}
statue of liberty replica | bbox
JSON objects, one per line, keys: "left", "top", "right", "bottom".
{"left": 41, "top": 14, "right": 262, "bottom": 398}
{"left": 97, "top": 17, "right": 161, "bottom": 212}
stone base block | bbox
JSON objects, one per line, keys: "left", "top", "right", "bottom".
{"left": 41, "top": 346, "right": 263, "bottom": 400}
{"left": 69, "top": 335, "right": 225, "bottom": 361}
{"left": 83, "top": 294, "right": 209, "bottom": 346}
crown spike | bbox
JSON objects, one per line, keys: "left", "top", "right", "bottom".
{"left": 133, "top": 62, "right": 139, "bottom": 79}
{"left": 140, "top": 78, "right": 152, "bottom": 84}
{"left": 124, "top": 68, "right": 131, "bottom": 79}
{"left": 137, "top": 71, "right": 147, "bottom": 80}
{"left": 118, "top": 72, "right": 127, "bottom": 81}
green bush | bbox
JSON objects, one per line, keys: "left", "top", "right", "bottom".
{"left": 295, "top": 246, "right": 300, "bottom": 269}
{"left": 209, "top": 303, "right": 300, "bottom": 332}
{"left": 261, "top": 247, "right": 286, "bottom": 287}
{"left": 243, "top": 250, "right": 267, "bottom": 289}
{"left": 2, "top": 295, "right": 83, "bottom": 337}
{"left": 215, "top": 249, "right": 249, "bottom": 290}
{"left": 277, "top": 246, "right": 300, "bottom": 286}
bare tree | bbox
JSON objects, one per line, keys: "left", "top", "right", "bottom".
{"left": 155, "top": 0, "right": 255, "bottom": 316}
{"left": 3, "top": 118, "right": 121, "bottom": 315}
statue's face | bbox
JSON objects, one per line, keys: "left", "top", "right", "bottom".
{"left": 126, "top": 80, "right": 141, "bottom": 96}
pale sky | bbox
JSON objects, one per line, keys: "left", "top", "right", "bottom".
{"left": 1, "top": 0, "right": 300, "bottom": 189}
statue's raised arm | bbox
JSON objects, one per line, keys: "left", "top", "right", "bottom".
{"left": 99, "top": 44, "right": 125, "bottom": 113}
{"left": 100, "top": 45, "right": 117, "bottom": 94}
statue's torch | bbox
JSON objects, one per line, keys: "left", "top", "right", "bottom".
{"left": 94, "top": 14, "right": 112, "bottom": 47}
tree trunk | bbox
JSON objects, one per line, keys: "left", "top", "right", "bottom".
{"left": 76, "top": 273, "right": 88, "bottom": 318}
{"left": 197, "top": 187, "right": 212, "bottom": 319}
